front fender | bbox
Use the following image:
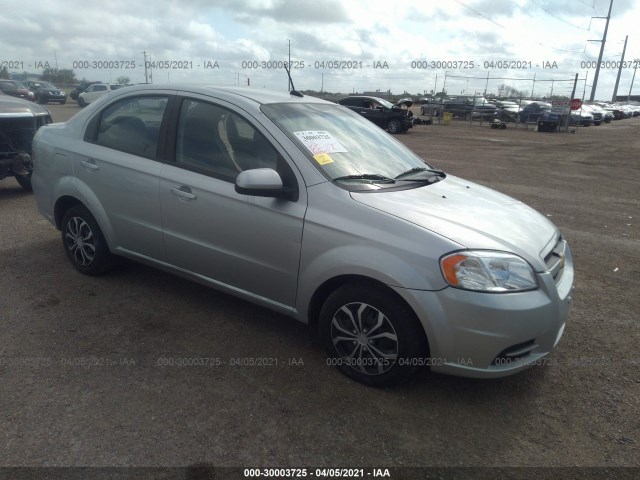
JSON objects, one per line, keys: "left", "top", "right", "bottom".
{"left": 296, "top": 243, "right": 448, "bottom": 323}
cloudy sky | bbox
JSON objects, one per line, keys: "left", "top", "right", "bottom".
{"left": 2, "top": 0, "right": 639, "bottom": 100}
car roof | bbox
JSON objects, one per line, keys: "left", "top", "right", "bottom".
{"left": 64, "top": 84, "right": 334, "bottom": 130}
{"left": 119, "top": 84, "right": 329, "bottom": 106}
{"left": 338, "top": 95, "right": 390, "bottom": 103}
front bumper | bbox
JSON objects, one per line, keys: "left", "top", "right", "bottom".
{"left": 41, "top": 93, "right": 66, "bottom": 103}
{"left": 0, "top": 153, "right": 32, "bottom": 177}
{"left": 393, "top": 245, "right": 574, "bottom": 378}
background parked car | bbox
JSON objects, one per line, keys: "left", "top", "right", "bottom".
{"left": 578, "top": 105, "right": 602, "bottom": 125}
{"left": 24, "top": 81, "right": 67, "bottom": 105}
{"left": 430, "top": 96, "right": 497, "bottom": 120}
{"left": 0, "top": 95, "right": 52, "bottom": 190}
{"left": 492, "top": 100, "right": 521, "bottom": 122}
{"left": 69, "top": 81, "right": 102, "bottom": 100}
{"left": 569, "top": 111, "right": 593, "bottom": 127}
{"left": 337, "top": 95, "right": 413, "bottom": 133}
{"left": 518, "top": 102, "right": 553, "bottom": 123}
{"left": 77, "top": 83, "right": 125, "bottom": 107}
{"left": 0, "top": 80, "right": 35, "bottom": 101}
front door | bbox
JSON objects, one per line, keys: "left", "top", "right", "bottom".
{"left": 159, "top": 97, "right": 306, "bottom": 307}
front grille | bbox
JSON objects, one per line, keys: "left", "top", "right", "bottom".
{"left": 492, "top": 339, "right": 537, "bottom": 365}
{"left": 544, "top": 237, "right": 567, "bottom": 284}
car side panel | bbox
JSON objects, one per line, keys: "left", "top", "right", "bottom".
{"left": 70, "top": 140, "right": 165, "bottom": 261}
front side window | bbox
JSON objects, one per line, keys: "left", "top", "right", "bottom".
{"left": 95, "top": 96, "right": 168, "bottom": 158}
{"left": 175, "top": 99, "right": 280, "bottom": 181}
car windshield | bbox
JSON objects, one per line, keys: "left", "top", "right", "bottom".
{"left": 262, "top": 102, "right": 436, "bottom": 186}
{"left": 372, "top": 98, "right": 394, "bottom": 109}
{"left": 38, "top": 82, "right": 56, "bottom": 89}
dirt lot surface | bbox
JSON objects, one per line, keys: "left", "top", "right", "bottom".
{"left": 1, "top": 103, "right": 639, "bottom": 475}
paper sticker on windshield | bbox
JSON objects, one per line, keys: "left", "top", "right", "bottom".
{"left": 313, "top": 153, "right": 334, "bottom": 165}
{"left": 293, "top": 131, "right": 347, "bottom": 155}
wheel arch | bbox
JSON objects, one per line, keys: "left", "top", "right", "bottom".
{"left": 307, "top": 274, "right": 430, "bottom": 355}
{"left": 53, "top": 193, "right": 116, "bottom": 249}
{"left": 54, "top": 195, "right": 84, "bottom": 229}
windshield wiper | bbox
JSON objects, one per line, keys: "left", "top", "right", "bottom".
{"left": 394, "top": 167, "right": 446, "bottom": 180}
{"left": 332, "top": 174, "right": 396, "bottom": 184}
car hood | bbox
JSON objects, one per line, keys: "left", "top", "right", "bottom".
{"left": 350, "top": 176, "right": 557, "bottom": 270}
{"left": 0, "top": 96, "right": 49, "bottom": 117}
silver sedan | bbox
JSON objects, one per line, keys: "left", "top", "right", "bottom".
{"left": 32, "top": 84, "right": 573, "bottom": 387}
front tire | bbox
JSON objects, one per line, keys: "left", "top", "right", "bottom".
{"left": 320, "top": 283, "right": 426, "bottom": 387}
{"left": 61, "top": 205, "right": 116, "bottom": 276}
{"left": 77, "top": 97, "right": 87, "bottom": 107}
{"left": 14, "top": 174, "right": 32, "bottom": 191}
{"left": 387, "top": 119, "right": 402, "bottom": 134}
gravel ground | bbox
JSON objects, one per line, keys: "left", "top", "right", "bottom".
{"left": 0, "top": 103, "right": 638, "bottom": 475}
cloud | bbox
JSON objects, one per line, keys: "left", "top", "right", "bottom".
{"left": 197, "top": 0, "right": 351, "bottom": 24}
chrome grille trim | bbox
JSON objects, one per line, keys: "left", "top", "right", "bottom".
{"left": 544, "top": 237, "right": 567, "bottom": 283}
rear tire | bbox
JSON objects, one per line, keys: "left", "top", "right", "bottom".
{"left": 61, "top": 205, "right": 117, "bottom": 276}
{"left": 320, "top": 283, "right": 426, "bottom": 387}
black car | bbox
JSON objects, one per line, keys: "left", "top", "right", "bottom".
{"left": 518, "top": 102, "right": 553, "bottom": 123}
{"left": 337, "top": 96, "right": 413, "bottom": 133}
{"left": 0, "top": 95, "right": 52, "bottom": 190}
{"left": 24, "top": 81, "right": 67, "bottom": 104}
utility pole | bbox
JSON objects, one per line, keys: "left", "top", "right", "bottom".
{"left": 287, "top": 39, "right": 292, "bottom": 92}
{"left": 612, "top": 35, "right": 628, "bottom": 101}
{"left": 588, "top": 0, "right": 613, "bottom": 101}
{"left": 628, "top": 59, "right": 638, "bottom": 101}
{"left": 566, "top": 73, "right": 579, "bottom": 132}
{"left": 142, "top": 51, "right": 149, "bottom": 84}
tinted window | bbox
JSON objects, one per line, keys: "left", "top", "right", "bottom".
{"left": 339, "top": 98, "right": 356, "bottom": 107}
{"left": 175, "top": 99, "right": 279, "bottom": 181}
{"left": 95, "top": 85, "right": 108, "bottom": 92}
{"left": 95, "top": 96, "right": 168, "bottom": 158}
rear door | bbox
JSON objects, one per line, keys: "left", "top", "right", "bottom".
{"left": 75, "top": 94, "right": 171, "bottom": 260}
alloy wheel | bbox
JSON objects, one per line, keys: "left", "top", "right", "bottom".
{"left": 65, "top": 216, "right": 96, "bottom": 266}
{"left": 330, "top": 302, "right": 399, "bottom": 376}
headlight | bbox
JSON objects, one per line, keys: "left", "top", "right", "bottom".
{"left": 440, "top": 251, "right": 537, "bottom": 292}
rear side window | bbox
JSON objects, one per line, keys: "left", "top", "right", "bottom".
{"left": 93, "top": 96, "right": 168, "bottom": 159}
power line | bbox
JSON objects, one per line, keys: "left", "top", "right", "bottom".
{"left": 452, "top": 0, "right": 505, "bottom": 29}
{"left": 454, "top": 0, "right": 586, "bottom": 54}
{"left": 526, "top": 0, "right": 591, "bottom": 31}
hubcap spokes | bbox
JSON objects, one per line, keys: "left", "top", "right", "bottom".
{"left": 65, "top": 217, "right": 96, "bottom": 266}
{"left": 331, "top": 302, "right": 398, "bottom": 376}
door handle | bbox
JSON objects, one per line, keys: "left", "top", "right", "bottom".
{"left": 80, "top": 159, "right": 99, "bottom": 171}
{"left": 171, "top": 186, "right": 197, "bottom": 200}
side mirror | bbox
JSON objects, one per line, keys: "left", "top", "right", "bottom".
{"left": 235, "top": 168, "right": 293, "bottom": 199}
